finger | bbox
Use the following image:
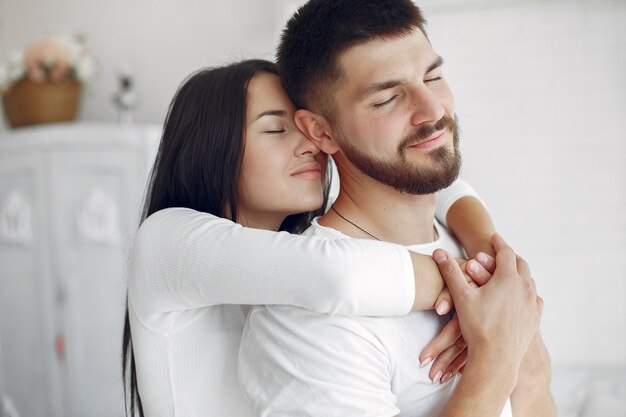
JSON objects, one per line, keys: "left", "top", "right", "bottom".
{"left": 474, "top": 252, "right": 496, "bottom": 274}
{"left": 419, "top": 315, "right": 461, "bottom": 367}
{"left": 430, "top": 336, "right": 466, "bottom": 383}
{"left": 516, "top": 254, "right": 531, "bottom": 280}
{"left": 434, "top": 288, "right": 453, "bottom": 316}
{"left": 443, "top": 347, "right": 468, "bottom": 379}
{"left": 465, "top": 259, "right": 492, "bottom": 286}
{"left": 491, "top": 234, "right": 517, "bottom": 275}
{"left": 432, "top": 249, "right": 470, "bottom": 298}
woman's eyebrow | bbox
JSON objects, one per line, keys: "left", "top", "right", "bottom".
{"left": 255, "top": 110, "right": 286, "bottom": 120}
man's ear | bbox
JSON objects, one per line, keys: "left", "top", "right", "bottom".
{"left": 294, "top": 109, "right": 340, "bottom": 155}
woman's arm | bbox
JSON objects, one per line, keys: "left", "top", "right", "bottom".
{"left": 421, "top": 179, "right": 496, "bottom": 314}
{"left": 129, "top": 207, "right": 416, "bottom": 317}
{"left": 445, "top": 196, "right": 495, "bottom": 258}
{"left": 436, "top": 178, "right": 496, "bottom": 258}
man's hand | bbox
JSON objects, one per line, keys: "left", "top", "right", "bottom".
{"left": 433, "top": 234, "right": 542, "bottom": 367}
{"left": 435, "top": 234, "right": 544, "bottom": 417}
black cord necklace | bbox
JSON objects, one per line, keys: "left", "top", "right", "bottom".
{"left": 330, "top": 206, "right": 382, "bottom": 241}
{"left": 330, "top": 206, "right": 440, "bottom": 242}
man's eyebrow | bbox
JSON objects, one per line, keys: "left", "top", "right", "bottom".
{"left": 357, "top": 56, "right": 445, "bottom": 101}
{"left": 427, "top": 56, "right": 444, "bottom": 73}
{"left": 358, "top": 80, "right": 402, "bottom": 101}
{"left": 255, "top": 110, "right": 286, "bottom": 120}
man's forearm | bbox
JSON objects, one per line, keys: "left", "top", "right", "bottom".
{"left": 510, "top": 335, "right": 556, "bottom": 417}
{"left": 511, "top": 385, "right": 556, "bottom": 417}
{"left": 439, "top": 350, "right": 518, "bottom": 417}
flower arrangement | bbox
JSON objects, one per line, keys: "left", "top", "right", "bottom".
{"left": 0, "top": 31, "right": 97, "bottom": 93}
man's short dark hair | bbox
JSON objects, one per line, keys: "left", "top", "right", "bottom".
{"left": 277, "top": 0, "right": 427, "bottom": 117}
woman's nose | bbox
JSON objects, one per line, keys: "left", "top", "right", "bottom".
{"left": 295, "top": 133, "right": 321, "bottom": 156}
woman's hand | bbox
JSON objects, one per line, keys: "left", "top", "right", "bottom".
{"left": 433, "top": 254, "right": 495, "bottom": 315}
{"left": 421, "top": 252, "right": 496, "bottom": 383}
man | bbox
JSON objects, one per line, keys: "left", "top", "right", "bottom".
{"left": 238, "top": 1, "right": 555, "bottom": 416}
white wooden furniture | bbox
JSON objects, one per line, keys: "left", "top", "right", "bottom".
{"left": 0, "top": 123, "right": 159, "bottom": 417}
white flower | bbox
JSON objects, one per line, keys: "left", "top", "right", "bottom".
{"left": 74, "top": 54, "right": 97, "bottom": 83}
{"left": 6, "top": 51, "right": 26, "bottom": 82}
{"left": 0, "top": 31, "right": 97, "bottom": 93}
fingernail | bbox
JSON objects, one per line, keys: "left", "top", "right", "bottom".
{"left": 433, "top": 251, "right": 447, "bottom": 264}
{"left": 432, "top": 370, "right": 443, "bottom": 384}
{"left": 419, "top": 357, "right": 433, "bottom": 368}
{"left": 476, "top": 252, "right": 487, "bottom": 263}
{"left": 441, "top": 372, "right": 453, "bottom": 383}
{"left": 435, "top": 300, "right": 450, "bottom": 315}
{"left": 467, "top": 260, "right": 479, "bottom": 273}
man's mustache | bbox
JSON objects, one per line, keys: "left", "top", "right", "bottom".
{"left": 398, "top": 114, "right": 457, "bottom": 151}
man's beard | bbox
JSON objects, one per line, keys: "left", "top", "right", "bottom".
{"left": 334, "top": 114, "right": 462, "bottom": 195}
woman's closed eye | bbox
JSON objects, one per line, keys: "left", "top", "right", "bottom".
{"left": 263, "top": 128, "right": 286, "bottom": 134}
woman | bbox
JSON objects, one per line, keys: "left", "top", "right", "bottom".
{"left": 123, "top": 59, "right": 495, "bottom": 416}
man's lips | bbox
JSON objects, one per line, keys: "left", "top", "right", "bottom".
{"left": 408, "top": 130, "right": 447, "bottom": 149}
{"left": 291, "top": 162, "right": 322, "bottom": 178}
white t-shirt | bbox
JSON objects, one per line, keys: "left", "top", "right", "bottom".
{"left": 127, "top": 179, "right": 480, "bottom": 416}
{"left": 239, "top": 219, "right": 512, "bottom": 417}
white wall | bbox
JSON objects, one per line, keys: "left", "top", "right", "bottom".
{"left": 420, "top": 0, "right": 626, "bottom": 368}
{"left": 1, "top": 0, "right": 624, "bottom": 383}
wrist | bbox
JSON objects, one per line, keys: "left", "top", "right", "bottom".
{"left": 511, "top": 384, "right": 556, "bottom": 417}
{"left": 466, "top": 346, "right": 519, "bottom": 394}
{"left": 443, "top": 351, "right": 517, "bottom": 417}
{"left": 516, "top": 334, "right": 552, "bottom": 390}
{"left": 463, "top": 231, "right": 495, "bottom": 258}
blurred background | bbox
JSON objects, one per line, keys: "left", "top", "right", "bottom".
{"left": 0, "top": 0, "right": 624, "bottom": 416}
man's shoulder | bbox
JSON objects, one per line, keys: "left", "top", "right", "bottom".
{"left": 404, "top": 219, "right": 466, "bottom": 258}
{"left": 302, "top": 217, "right": 348, "bottom": 239}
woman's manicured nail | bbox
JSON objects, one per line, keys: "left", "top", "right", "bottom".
{"left": 467, "top": 260, "right": 479, "bottom": 273}
{"left": 436, "top": 300, "right": 450, "bottom": 315}
{"left": 441, "top": 372, "right": 453, "bottom": 384}
{"left": 432, "top": 370, "right": 443, "bottom": 384}
{"left": 419, "top": 357, "right": 433, "bottom": 368}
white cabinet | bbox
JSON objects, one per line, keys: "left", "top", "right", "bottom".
{"left": 0, "top": 123, "right": 159, "bottom": 417}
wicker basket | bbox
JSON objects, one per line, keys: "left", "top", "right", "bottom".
{"left": 2, "top": 79, "right": 82, "bottom": 128}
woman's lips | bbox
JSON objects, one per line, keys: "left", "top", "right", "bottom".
{"left": 291, "top": 162, "right": 322, "bottom": 179}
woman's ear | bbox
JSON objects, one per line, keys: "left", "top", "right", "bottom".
{"left": 294, "top": 109, "right": 340, "bottom": 155}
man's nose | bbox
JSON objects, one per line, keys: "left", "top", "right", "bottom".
{"left": 409, "top": 85, "right": 445, "bottom": 126}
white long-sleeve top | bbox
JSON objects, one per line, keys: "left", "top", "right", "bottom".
{"left": 127, "top": 179, "right": 481, "bottom": 417}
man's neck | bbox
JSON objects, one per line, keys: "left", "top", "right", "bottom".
{"left": 319, "top": 173, "right": 438, "bottom": 246}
